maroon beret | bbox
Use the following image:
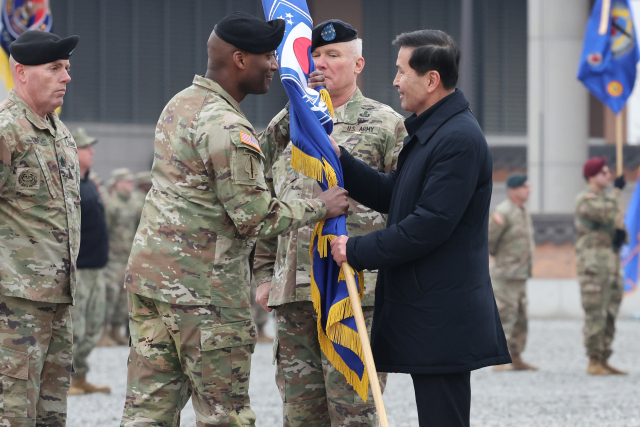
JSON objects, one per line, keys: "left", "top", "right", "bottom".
{"left": 583, "top": 156, "right": 607, "bottom": 179}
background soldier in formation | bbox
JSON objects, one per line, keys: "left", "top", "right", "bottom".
{"left": 131, "top": 170, "right": 152, "bottom": 226}
{"left": 0, "top": 31, "right": 80, "bottom": 426}
{"left": 100, "top": 168, "right": 137, "bottom": 346}
{"left": 68, "top": 128, "right": 111, "bottom": 395}
{"left": 254, "top": 20, "right": 406, "bottom": 427}
{"left": 119, "top": 12, "right": 348, "bottom": 426}
{"left": 489, "top": 174, "right": 538, "bottom": 371}
{"left": 575, "top": 157, "right": 627, "bottom": 376}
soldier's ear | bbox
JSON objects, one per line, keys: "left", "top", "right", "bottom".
{"left": 232, "top": 51, "right": 247, "bottom": 70}
{"left": 13, "top": 62, "right": 27, "bottom": 84}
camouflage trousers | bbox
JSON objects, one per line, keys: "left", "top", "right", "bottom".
{"left": 0, "top": 296, "right": 72, "bottom": 427}
{"left": 70, "top": 268, "right": 106, "bottom": 377}
{"left": 274, "top": 301, "right": 387, "bottom": 427}
{"left": 103, "top": 259, "right": 129, "bottom": 327}
{"left": 492, "top": 278, "right": 528, "bottom": 356}
{"left": 121, "top": 292, "right": 257, "bottom": 427}
{"left": 249, "top": 281, "right": 269, "bottom": 328}
{"left": 577, "top": 258, "right": 624, "bottom": 359}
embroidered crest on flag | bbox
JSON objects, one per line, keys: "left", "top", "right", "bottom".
{"left": 2, "top": 0, "right": 52, "bottom": 38}
{"left": 611, "top": 1, "right": 636, "bottom": 58}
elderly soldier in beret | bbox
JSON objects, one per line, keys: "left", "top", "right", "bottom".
{"left": 120, "top": 12, "right": 349, "bottom": 427}
{"left": 67, "top": 128, "right": 111, "bottom": 395}
{"left": 575, "top": 157, "right": 627, "bottom": 375}
{"left": 489, "top": 174, "right": 537, "bottom": 371}
{"left": 253, "top": 19, "right": 406, "bottom": 426}
{"left": 100, "top": 168, "right": 137, "bottom": 347}
{"left": 0, "top": 31, "right": 79, "bottom": 426}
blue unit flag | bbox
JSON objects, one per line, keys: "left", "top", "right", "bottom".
{"left": 577, "top": 0, "right": 640, "bottom": 114}
{"left": 261, "top": 0, "right": 369, "bottom": 400}
{"left": 622, "top": 175, "right": 640, "bottom": 295}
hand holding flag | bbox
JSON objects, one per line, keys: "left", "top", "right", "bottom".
{"left": 261, "top": 1, "right": 388, "bottom": 424}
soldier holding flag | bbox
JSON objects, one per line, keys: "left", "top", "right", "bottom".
{"left": 119, "top": 12, "right": 348, "bottom": 426}
{"left": 254, "top": 19, "right": 406, "bottom": 426}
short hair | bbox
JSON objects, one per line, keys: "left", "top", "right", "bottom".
{"left": 392, "top": 30, "right": 460, "bottom": 90}
{"left": 350, "top": 38, "right": 363, "bottom": 58}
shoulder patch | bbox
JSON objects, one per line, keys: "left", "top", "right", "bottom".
{"left": 239, "top": 131, "right": 261, "bottom": 152}
{"left": 584, "top": 194, "right": 596, "bottom": 199}
{"left": 493, "top": 213, "right": 504, "bottom": 225}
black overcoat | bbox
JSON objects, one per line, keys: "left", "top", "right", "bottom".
{"left": 341, "top": 90, "right": 511, "bottom": 374}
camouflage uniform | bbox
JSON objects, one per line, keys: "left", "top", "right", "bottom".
{"left": 254, "top": 88, "right": 406, "bottom": 427}
{"left": 70, "top": 268, "right": 106, "bottom": 376}
{"left": 575, "top": 187, "right": 625, "bottom": 360}
{"left": 488, "top": 198, "right": 534, "bottom": 357}
{"left": 104, "top": 183, "right": 138, "bottom": 330}
{"left": 0, "top": 90, "right": 80, "bottom": 426}
{"left": 121, "top": 75, "right": 327, "bottom": 427}
{"left": 130, "top": 171, "right": 151, "bottom": 232}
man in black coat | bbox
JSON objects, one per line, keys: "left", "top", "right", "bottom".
{"left": 330, "top": 30, "right": 510, "bottom": 427}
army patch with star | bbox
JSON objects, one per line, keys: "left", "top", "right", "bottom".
{"left": 16, "top": 168, "right": 40, "bottom": 189}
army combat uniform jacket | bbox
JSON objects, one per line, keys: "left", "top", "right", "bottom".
{"left": 575, "top": 187, "right": 625, "bottom": 278}
{"left": 124, "top": 76, "right": 326, "bottom": 308}
{"left": 488, "top": 198, "right": 534, "bottom": 280}
{"left": 0, "top": 90, "right": 79, "bottom": 426}
{"left": 0, "top": 89, "right": 80, "bottom": 303}
{"left": 253, "top": 88, "right": 406, "bottom": 307}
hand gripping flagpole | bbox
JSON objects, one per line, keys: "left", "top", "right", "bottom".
{"left": 341, "top": 262, "right": 389, "bottom": 427}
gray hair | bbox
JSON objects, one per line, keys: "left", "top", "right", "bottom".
{"left": 349, "top": 38, "right": 363, "bottom": 58}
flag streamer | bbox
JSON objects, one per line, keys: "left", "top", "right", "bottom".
{"left": 262, "top": 0, "right": 370, "bottom": 400}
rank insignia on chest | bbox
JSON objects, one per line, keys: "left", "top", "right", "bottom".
{"left": 16, "top": 168, "right": 40, "bottom": 189}
{"left": 239, "top": 131, "right": 261, "bottom": 152}
{"left": 245, "top": 153, "right": 259, "bottom": 180}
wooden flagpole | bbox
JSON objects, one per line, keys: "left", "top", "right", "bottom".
{"left": 341, "top": 262, "right": 390, "bottom": 427}
{"left": 616, "top": 113, "right": 624, "bottom": 177}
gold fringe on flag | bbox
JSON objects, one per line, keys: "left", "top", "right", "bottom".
{"left": 310, "top": 255, "right": 370, "bottom": 401}
{"left": 319, "top": 88, "right": 334, "bottom": 118}
{"left": 293, "top": 88, "right": 369, "bottom": 400}
{"left": 309, "top": 219, "right": 370, "bottom": 401}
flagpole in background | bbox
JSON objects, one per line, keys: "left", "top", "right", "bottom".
{"left": 341, "top": 262, "right": 389, "bottom": 427}
{"left": 616, "top": 113, "right": 624, "bottom": 176}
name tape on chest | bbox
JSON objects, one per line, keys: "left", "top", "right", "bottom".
{"left": 239, "top": 131, "right": 261, "bottom": 152}
{"left": 342, "top": 124, "right": 379, "bottom": 135}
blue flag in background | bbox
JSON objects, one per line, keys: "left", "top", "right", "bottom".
{"left": 0, "top": 0, "right": 53, "bottom": 91}
{"left": 622, "top": 175, "right": 640, "bottom": 295}
{"left": 261, "top": 0, "right": 369, "bottom": 400}
{"left": 577, "top": 0, "right": 640, "bottom": 114}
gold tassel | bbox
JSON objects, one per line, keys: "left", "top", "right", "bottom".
{"left": 323, "top": 158, "right": 339, "bottom": 188}
{"left": 290, "top": 145, "right": 325, "bottom": 182}
{"left": 319, "top": 88, "right": 334, "bottom": 118}
{"left": 309, "top": 227, "right": 371, "bottom": 402}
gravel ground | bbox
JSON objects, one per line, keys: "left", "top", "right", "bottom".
{"left": 67, "top": 319, "right": 640, "bottom": 427}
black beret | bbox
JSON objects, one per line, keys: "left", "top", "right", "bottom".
{"left": 214, "top": 11, "right": 285, "bottom": 54}
{"left": 10, "top": 31, "right": 79, "bottom": 66}
{"left": 311, "top": 19, "right": 358, "bottom": 51}
{"left": 506, "top": 173, "right": 528, "bottom": 189}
